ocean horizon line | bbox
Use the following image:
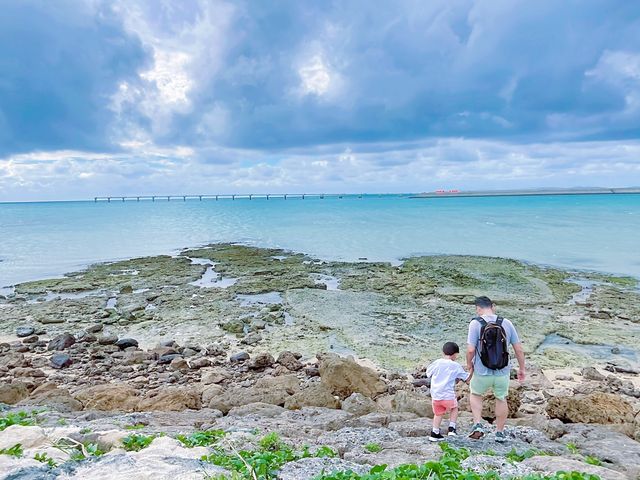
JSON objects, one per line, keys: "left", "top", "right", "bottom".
{"left": 2, "top": 185, "right": 640, "bottom": 205}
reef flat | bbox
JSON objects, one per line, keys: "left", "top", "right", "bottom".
{"left": 1, "top": 244, "right": 638, "bottom": 371}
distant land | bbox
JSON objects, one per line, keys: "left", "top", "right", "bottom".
{"left": 411, "top": 186, "right": 640, "bottom": 199}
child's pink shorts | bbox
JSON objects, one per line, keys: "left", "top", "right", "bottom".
{"left": 432, "top": 398, "right": 458, "bottom": 416}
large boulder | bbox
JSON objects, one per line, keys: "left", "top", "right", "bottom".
{"left": 319, "top": 353, "right": 387, "bottom": 400}
{"left": 0, "top": 425, "right": 48, "bottom": 450}
{"left": 522, "top": 456, "right": 626, "bottom": 480}
{"left": 137, "top": 388, "right": 201, "bottom": 411}
{"left": 24, "top": 382, "right": 83, "bottom": 412}
{"left": 0, "top": 382, "right": 30, "bottom": 404}
{"left": 207, "top": 386, "right": 292, "bottom": 414}
{"left": 388, "top": 390, "right": 433, "bottom": 418}
{"left": 342, "top": 393, "right": 377, "bottom": 416}
{"left": 285, "top": 384, "right": 341, "bottom": 410}
{"left": 74, "top": 383, "right": 140, "bottom": 411}
{"left": 546, "top": 392, "right": 634, "bottom": 425}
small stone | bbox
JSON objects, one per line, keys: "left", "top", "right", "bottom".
{"left": 115, "top": 338, "right": 139, "bottom": 349}
{"left": 120, "top": 285, "right": 133, "bottom": 294}
{"left": 98, "top": 334, "right": 118, "bottom": 345}
{"left": 16, "top": 326, "right": 35, "bottom": 338}
{"left": 305, "top": 366, "right": 320, "bottom": 377}
{"left": 158, "top": 353, "right": 182, "bottom": 365}
{"left": 51, "top": 353, "right": 73, "bottom": 369}
{"left": 277, "top": 351, "right": 303, "bottom": 371}
{"left": 241, "top": 332, "right": 262, "bottom": 345}
{"left": 86, "top": 323, "right": 104, "bottom": 333}
{"left": 22, "top": 335, "right": 39, "bottom": 344}
{"left": 47, "top": 333, "right": 76, "bottom": 351}
{"left": 611, "top": 347, "right": 621, "bottom": 354}
{"left": 230, "top": 352, "right": 250, "bottom": 362}
{"left": 250, "top": 352, "right": 275, "bottom": 370}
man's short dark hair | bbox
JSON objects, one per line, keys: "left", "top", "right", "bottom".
{"left": 474, "top": 296, "right": 493, "bottom": 308}
{"left": 443, "top": 342, "right": 460, "bottom": 356}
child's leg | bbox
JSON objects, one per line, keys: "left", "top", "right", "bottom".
{"left": 432, "top": 414, "right": 443, "bottom": 431}
{"left": 449, "top": 407, "right": 459, "bottom": 424}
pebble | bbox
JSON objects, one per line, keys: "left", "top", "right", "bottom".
{"left": 115, "top": 338, "right": 139, "bottom": 349}
{"left": 16, "top": 326, "right": 35, "bottom": 338}
{"left": 230, "top": 352, "right": 250, "bottom": 362}
{"left": 50, "top": 353, "right": 73, "bottom": 369}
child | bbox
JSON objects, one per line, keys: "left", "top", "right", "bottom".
{"left": 426, "top": 342, "right": 472, "bottom": 441}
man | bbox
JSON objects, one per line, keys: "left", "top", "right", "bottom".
{"left": 466, "top": 296, "right": 525, "bottom": 442}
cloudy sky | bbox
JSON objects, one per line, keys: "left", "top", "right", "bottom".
{"left": 1, "top": 0, "right": 639, "bottom": 201}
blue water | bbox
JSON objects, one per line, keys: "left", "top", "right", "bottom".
{"left": 1, "top": 194, "right": 639, "bottom": 286}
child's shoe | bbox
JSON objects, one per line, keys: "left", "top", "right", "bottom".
{"left": 447, "top": 426, "right": 457, "bottom": 436}
{"left": 495, "top": 431, "right": 507, "bottom": 443}
{"left": 429, "top": 430, "right": 445, "bottom": 442}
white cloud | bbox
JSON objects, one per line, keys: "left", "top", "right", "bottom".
{"left": 299, "top": 55, "right": 332, "bottom": 96}
{"left": 2, "top": 137, "right": 640, "bottom": 201}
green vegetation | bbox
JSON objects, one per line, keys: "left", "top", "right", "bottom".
{"left": 566, "top": 443, "right": 579, "bottom": 455}
{"left": 177, "top": 429, "right": 226, "bottom": 448}
{"left": 584, "top": 456, "right": 602, "bottom": 466}
{"left": 53, "top": 439, "right": 104, "bottom": 461}
{"left": 505, "top": 448, "right": 543, "bottom": 463}
{"left": 34, "top": 452, "right": 57, "bottom": 467}
{"left": 364, "top": 443, "right": 382, "bottom": 454}
{"left": 201, "top": 432, "right": 337, "bottom": 480}
{"left": 56, "top": 418, "right": 68, "bottom": 426}
{"left": 122, "top": 433, "right": 156, "bottom": 452}
{"left": 313, "top": 444, "right": 600, "bottom": 480}
{"left": 0, "top": 443, "right": 23, "bottom": 458}
{"left": 0, "top": 411, "right": 38, "bottom": 431}
{"left": 124, "top": 423, "right": 146, "bottom": 430}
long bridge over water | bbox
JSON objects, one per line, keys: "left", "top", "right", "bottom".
{"left": 93, "top": 193, "right": 375, "bottom": 202}
{"left": 94, "top": 187, "right": 640, "bottom": 202}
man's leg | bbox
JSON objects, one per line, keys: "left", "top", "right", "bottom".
{"left": 494, "top": 375, "right": 510, "bottom": 432}
{"left": 470, "top": 393, "right": 484, "bottom": 424}
{"left": 495, "top": 399, "right": 508, "bottom": 431}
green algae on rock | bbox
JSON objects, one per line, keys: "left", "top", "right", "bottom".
{"left": 2, "top": 243, "right": 638, "bottom": 371}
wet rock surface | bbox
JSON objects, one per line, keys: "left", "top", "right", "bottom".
{"left": 1, "top": 244, "right": 639, "bottom": 478}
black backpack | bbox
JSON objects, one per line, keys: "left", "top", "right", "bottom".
{"left": 475, "top": 316, "right": 509, "bottom": 370}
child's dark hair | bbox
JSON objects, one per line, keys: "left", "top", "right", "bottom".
{"left": 443, "top": 342, "right": 460, "bottom": 356}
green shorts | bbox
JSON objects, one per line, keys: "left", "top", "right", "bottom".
{"left": 470, "top": 374, "right": 510, "bottom": 400}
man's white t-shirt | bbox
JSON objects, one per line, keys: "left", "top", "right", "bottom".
{"left": 426, "top": 358, "right": 470, "bottom": 400}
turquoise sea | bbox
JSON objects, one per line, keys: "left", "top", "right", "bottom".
{"left": 1, "top": 194, "right": 639, "bottom": 287}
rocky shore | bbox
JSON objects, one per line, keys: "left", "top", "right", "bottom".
{"left": 1, "top": 244, "right": 640, "bottom": 479}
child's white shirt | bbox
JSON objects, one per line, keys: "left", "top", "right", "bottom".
{"left": 426, "top": 358, "right": 470, "bottom": 400}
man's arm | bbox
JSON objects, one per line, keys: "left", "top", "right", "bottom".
{"left": 513, "top": 342, "right": 526, "bottom": 382}
{"left": 466, "top": 345, "right": 475, "bottom": 372}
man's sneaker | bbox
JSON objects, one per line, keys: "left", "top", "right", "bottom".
{"left": 429, "top": 430, "right": 445, "bottom": 442}
{"left": 468, "top": 423, "right": 485, "bottom": 440}
{"left": 447, "top": 426, "right": 457, "bottom": 436}
{"left": 495, "top": 431, "right": 507, "bottom": 443}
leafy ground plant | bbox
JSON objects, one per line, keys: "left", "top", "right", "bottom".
{"left": 364, "top": 443, "right": 382, "bottom": 454}
{"left": 122, "top": 433, "right": 156, "bottom": 452}
{"left": 584, "top": 456, "right": 602, "bottom": 466}
{"left": 0, "top": 411, "right": 38, "bottom": 431}
{"left": 177, "top": 429, "right": 226, "bottom": 448}
{"left": 34, "top": 452, "right": 57, "bottom": 467}
{"left": 202, "top": 432, "right": 337, "bottom": 480}
{"left": 0, "top": 444, "right": 23, "bottom": 458}
{"left": 505, "top": 448, "right": 542, "bottom": 463}
{"left": 314, "top": 443, "right": 601, "bottom": 480}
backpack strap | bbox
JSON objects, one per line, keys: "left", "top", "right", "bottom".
{"left": 473, "top": 316, "right": 487, "bottom": 328}
{"left": 496, "top": 316, "right": 504, "bottom": 326}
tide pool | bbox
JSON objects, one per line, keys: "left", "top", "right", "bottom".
{"left": 1, "top": 194, "right": 639, "bottom": 286}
